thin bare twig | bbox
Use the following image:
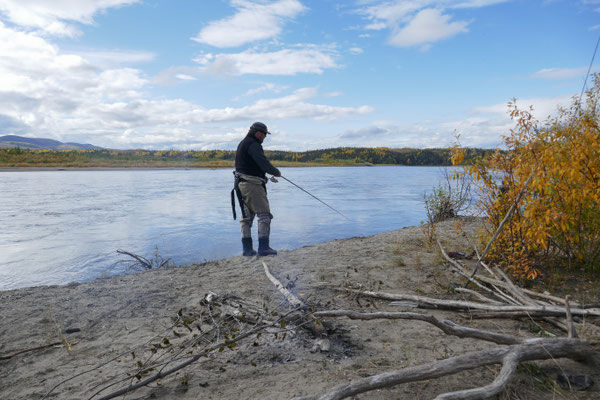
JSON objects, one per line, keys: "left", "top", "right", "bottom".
{"left": 466, "top": 173, "right": 534, "bottom": 287}
{"left": 565, "top": 295, "right": 578, "bottom": 339}
{"left": 0, "top": 342, "right": 64, "bottom": 360}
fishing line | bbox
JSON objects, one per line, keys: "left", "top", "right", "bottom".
{"left": 271, "top": 175, "right": 350, "bottom": 220}
{"left": 579, "top": 33, "right": 600, "bottom": 104}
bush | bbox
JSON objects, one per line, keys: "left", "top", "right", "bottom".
{"left": 423, "top": 168, "right": 472, "bottom": 242}
{"left": 424, "top": 169, "right": 471, "bottom": 224}
{"left": 453, "top": 74, "right": 600, "bottom": 278}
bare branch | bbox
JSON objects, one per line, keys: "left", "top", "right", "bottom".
{"left": 116, "top": 249, "right": 151, "bottom": 269}
{"left": 263, "top": 261, "right": 305, "bottom": 308}
{"left": 322, "top": 286, "right": 600, "bottom": 317}
{"left": 0, "top": 342, "right": 63, "bottom": 360}
{"left": 467, "top": 173, "right": 534, "bottom": 285}
{"left": 452, "top": 288, "right": 504, "bottom": 305}
{"left": 94, "top": 308, "right": 301, "bottom": 400}
{"left": 565, "top": 295, "right": 578, "bottom": 339}
{"left": 479, "top": 173, "right": 534, "bottom": 263}
{"left": 493, "top": 266, "right": 540, "bottom": 306}
{"left": 295, "top": 338, "right": 599, "bottom": 400}
{"left": 437, "top": 240, "right": 519, "bottom": 305}
{"left": 436, "top": 352, "right": 519, "bottom": 400}
{"left": 314, "top": 310, "right": 521, "bottom": 345}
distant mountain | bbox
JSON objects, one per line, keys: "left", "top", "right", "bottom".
{"left": 0, "top": 135, "right": 103, "bottom": 150}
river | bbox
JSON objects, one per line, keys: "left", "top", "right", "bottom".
{"left": 0, "top": 166, "right": 454, "bottom": 290}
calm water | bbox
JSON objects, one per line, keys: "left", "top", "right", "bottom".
{"left": 0, "top": 166, "right": 450, "bottom": 290}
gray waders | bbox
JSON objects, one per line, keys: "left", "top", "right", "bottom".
{"left": 231, "top": 172, "right": 277, "bottom": 256}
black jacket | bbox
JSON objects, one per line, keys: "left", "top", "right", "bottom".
{"left": 235, "top": 134, "right": 280, "bottom": 179}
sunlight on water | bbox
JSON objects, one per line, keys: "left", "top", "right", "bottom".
{"left": 0, "top": 166, "right": 457, "bottom": 290}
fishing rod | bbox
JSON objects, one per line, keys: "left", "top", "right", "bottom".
{"left": 270, "top": 175, "right": 350, "bottom": 220}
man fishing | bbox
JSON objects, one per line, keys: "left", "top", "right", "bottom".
{"left": 232, "top": 122, "right": 281, "bottom": 257}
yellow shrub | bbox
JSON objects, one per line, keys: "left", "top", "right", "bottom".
{"left": 455, "top": 75, "right": 600, "bottom": 277}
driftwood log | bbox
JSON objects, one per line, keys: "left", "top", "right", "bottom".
{"left": 318, "top": 285, "right": 600, "bottom": 318}
{"left": 295, "top": 337, "right": 598, "bottom": 400}
{"left": 263, "top": 261, "right": 306, "bottom": 308}
{"left": 295, "top": 310, "right": 599, "bottom": 400}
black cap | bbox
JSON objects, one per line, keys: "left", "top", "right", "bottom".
{"left": 250, "top": 121, "right": 271, "bottom": 135}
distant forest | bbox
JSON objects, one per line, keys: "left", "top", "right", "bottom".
{"left": 0, "top": 147, "right": 494, "bottom": 168}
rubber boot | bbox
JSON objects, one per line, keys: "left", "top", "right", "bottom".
{"left": 258, "top": 237, "right": 277, "bottom": 256}
{"left": 242, "top": 238, "right": 257, "bottom": 257}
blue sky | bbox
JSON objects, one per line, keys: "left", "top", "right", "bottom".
{"left": 0, "top": 0, "right": 598, "bottom": 151}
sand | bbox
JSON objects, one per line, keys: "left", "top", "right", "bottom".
{"left": 1, "top": 217, "right": 598, "bottom": 399}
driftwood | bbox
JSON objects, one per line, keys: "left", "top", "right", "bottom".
{"left": 437, "top": 239, "right": 521, "bottom": 305}
{"left": 263, "top": 261, "right": 305, "bottom": 308}
{"left": 314, "top": 310, "right": 520, "bottom": 345}
{"left": 469, "top": 310, "right": 579, "bottom": 320}
{"left": 115, "top": 249, "right": 171, "bottom": 270}
{"left": 296, "top": 233, "right": 600, "bottom": 399}
{"left": 263, "top": 262, "right": 326, "bottom": 335}
{"left": 296, "top": 310, "right": 600, "bottom": 400}
{"left": 295, "top": 337, "right": 598, "bottom": 400}
{"left": 0, "top": 341, "right": 63, "bottom": 360}
{"left": 565, "top": 296, "right": 578, "bottom": 339}
{"left": 435, "top": 238, "right": 600, "bottom": 338}
{"left": 452, "top": 287, "right": 504, "bottom": 305}
{"left": 321, "top": 285, "right": 600, "bottom": 318}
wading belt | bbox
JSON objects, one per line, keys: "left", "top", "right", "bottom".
{"left": 231, "top": 171, "right": 247, "bottom": 220}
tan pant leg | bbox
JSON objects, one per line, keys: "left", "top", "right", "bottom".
{"left": 239, "top": 181, "right": 272, "bottom": 239}
{"left": 240, "top": 205, "right": 254, "bottom": 239}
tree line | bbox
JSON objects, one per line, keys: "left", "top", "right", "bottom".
{"left": 0, "top": 146, "right": 494, "bottom": 168}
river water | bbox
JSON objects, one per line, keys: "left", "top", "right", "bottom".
{"left": 0, "top": 166, "right": 453, "bottom": 290}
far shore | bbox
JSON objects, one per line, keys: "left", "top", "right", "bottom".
{"left": 0, "top": 166, "right": 226, "bottom": 172}
{"left": 0, "top": 164, "right": 447, "bottom": 172}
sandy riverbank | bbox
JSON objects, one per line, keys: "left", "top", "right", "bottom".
{"left": 1, "top": 218, "right": 598, "bottom": 399}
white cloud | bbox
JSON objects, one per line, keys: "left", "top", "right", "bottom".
{"left": 329, "top": 91, "right": 579, "bottom": 151}
{"left": 389, "top": 8, "right": 469, "bottom": 47}
{"left": 194, "top": 46, "right": 338, "bottom": 76}
{"left": 529, "top": 66, "right": 600, "bottom": 80}
{"left": 358, "top": 1, "right": 509, "bottom": 48}
{"left": 0, "top": 0, "right": 140, "bottom": 36}
{"left": 349, "top": 47, "right": 364, "bottom": 54}
{"left": 437, "top": 95, "right": 577, "bottom": 147}
{"left": 152, "top": 66, "right": 203, "bottom": 85}
{"left": 336, "top": 122, "right": 461, "bottom": 148}
{"left": 452, "top": 0, "right": 510, "bottom": 8}
{"left": 0, "top": 21, "right": 372, "bottom": 149}
{"left": 244, "top": 82, "right": 289, "bottom": 96}
{"left": 362, "top": 1, "right": 422, "bottom": 24}
{"left": 70, "top": 49, "right": 155, "bottom": 68}
{"left": 365, "top": 21, "right": 387, "bottom": 30}
{"left": 195, "top": 88, "right": 374, "bottom": 122}
{"left": 175, "top": 74, "right": 197, "bottom": 81}
{"left": 470, "top": 94, "right": 574, "bottom": 119}
{"left": 191, "top": 0, "right": 306, "bottom": 48}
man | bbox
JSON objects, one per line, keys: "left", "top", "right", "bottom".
{"left": 232, "top": 122, "right": 281, "bottom": 256}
